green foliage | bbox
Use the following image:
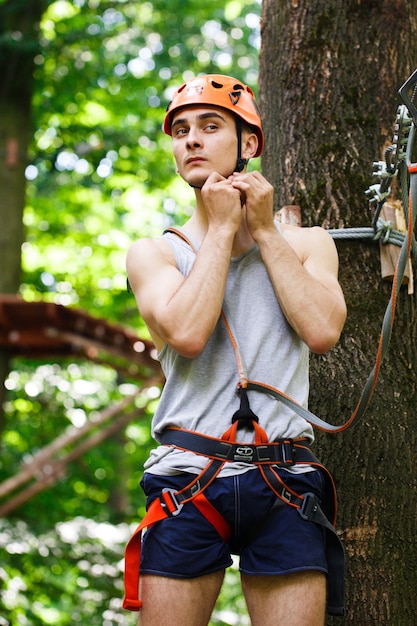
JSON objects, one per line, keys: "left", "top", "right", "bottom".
{"left": 25, "top": 0, "right": 262, "bottom": 323}
{"left": 0, "top": 360, "right": 156, "bottom": 624}
{"left": 1, "top": 361, "right": 154, "bottom": 521}
{"left": 0, "top": 516, "right": 137, "bottom": 625}
{"left": 0, "top": 516, "right": 248, "bottom": 625}
{"left": 1, "top": 0, "right": 260, "bottom": 623}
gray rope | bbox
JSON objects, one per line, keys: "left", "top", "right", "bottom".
{"left": 328, "top": 223, "right": 417, "bottom": 259}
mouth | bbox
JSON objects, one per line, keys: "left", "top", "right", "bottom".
{"left": 186, "top": 156, "right": 207, "bottom": 165}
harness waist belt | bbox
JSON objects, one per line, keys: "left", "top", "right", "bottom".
{"left": 159, "top": 428, "right": 319, "bottom": 467}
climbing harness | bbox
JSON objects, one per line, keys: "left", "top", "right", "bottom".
{"left": 123, "top": 400, "right": 345, "bottom": 615}
{"left": 123, "top": 69, "right": 417, "bottom": 618}
{"left": 123, "top": 227, "right": 345, "bottom": 616}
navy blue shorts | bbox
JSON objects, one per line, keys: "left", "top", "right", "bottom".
{"left": 140, "top": 468, "right": 328, "bottom": 578}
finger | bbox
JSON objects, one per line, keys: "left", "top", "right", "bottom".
{"left": 203, "top": 171, "right": 227, "bottom": 186}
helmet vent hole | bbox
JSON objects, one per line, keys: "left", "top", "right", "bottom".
{"left": 233, "top": 83, "right": 245, "bottom": 91}
{"left": 211, "top": 80, "right": 224, "bottom": 89}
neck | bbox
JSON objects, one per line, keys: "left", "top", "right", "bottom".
{"left": 185, "top": 196, "right": 254, "bottom": 257}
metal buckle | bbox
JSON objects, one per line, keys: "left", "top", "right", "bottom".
{"left": 298, "top": 492, "right": 319, "bottom": 521}
{"left": 280, "top": 439, "right": 296, "bottom": 467}
{"left": 160, "top": 488, "right": 183, "bottom": 517}
{"left": 189, "top": 480, "right": 202, "bottom": 497}
{"left": 280, "top": 487, "right": 294, "bottom": 503}
{"left": 215, "top": 441, "right": 234, "bottom": 459}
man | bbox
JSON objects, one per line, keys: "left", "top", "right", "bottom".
{"left": 124, "top": 74, "right": 347, "bottom": 626}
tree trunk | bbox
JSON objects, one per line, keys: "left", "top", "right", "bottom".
{"left": 0, "top": 0, "right": 46, "bottom": 434}
{"left": 259, "top": 1, "right": 417, "bottom": 623}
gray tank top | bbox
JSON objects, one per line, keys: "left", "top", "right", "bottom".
{"left": 144, "top": 225, "right": 314, "bottom": 476}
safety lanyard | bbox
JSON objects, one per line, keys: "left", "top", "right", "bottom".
{"left": 165, "top": 164, "right": 416, "bottom": 434}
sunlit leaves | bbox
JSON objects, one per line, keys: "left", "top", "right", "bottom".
{"left": 0, "top": 516, "right": 137, "bottom": 625}
{"left": 24, "top": 0, "right": 261, "bottom": 322}
{"left": 0, "top": 514, "right": 249, "bottom": 624}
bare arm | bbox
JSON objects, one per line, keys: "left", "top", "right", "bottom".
{"left": 230, "top": 171, "right": 347, "bottom": 354}
{"left": 126, "top": 173, "right": 243, "bottom": 357}
{"left": 254, "top": 225, "right": 346, "bottom": 353}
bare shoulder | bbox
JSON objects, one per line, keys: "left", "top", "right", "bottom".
{"left": 279, "top": 222, "right": 335, "bottom": 245}
{"left": 126, "top": 236, "right": 175, "bottom": 285}
{"left": 127, "top": 235, "right": 174, "bottom": 264}
{"left": 279, "top": 223, "right": 337, "bottom": 263}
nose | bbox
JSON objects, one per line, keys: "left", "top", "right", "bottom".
{"left": 186, "top": 126, "right": 202, "bottom": 149}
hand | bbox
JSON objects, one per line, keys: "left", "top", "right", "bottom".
{"left": 201, "top": 171, "right": 243, "bottom": 235}
{"left": 229, "top": 171, "right": 275, "bottom": 239}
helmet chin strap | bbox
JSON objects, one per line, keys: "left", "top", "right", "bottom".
{"left": 188, "top": 117, "right": 247, "bottom": 189}
{"left": 234, "top": 118, "right": 248, "bottom": 173}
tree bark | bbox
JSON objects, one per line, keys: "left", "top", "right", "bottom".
{"left": 259, "top": 1, "right": 417, "bottom": 623}
{"left": 0, "top": 0, "right": 46, "bottom": 434}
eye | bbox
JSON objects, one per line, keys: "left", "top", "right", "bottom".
{"left": 174, "top": 126, "right": 189, "bottom": 136}
{"left": 204, "top": 123, "right": 219, "bottom": 131}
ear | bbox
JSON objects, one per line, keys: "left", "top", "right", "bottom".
{"left": 241, "top": 131, "right": 259, "bottom": 160}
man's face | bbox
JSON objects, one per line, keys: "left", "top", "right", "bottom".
{"left": 171, "top": 105, "right": 238, "bottom": 188}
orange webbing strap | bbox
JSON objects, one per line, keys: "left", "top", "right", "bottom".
{"left": 192, "top": 491, "right": 232, "bottom": 542}
{"left": 123, "top": 496, "right": 165, "bottom": 611}
{"left": 222, "top": 414, "right": 270, "bottom": 445}
{"left": 123, "top": 487, "right": 232, "bottom": 611}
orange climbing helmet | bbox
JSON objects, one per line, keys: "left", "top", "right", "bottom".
{"left": 163, "top": 74, "right": 264, "bottom": 157}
